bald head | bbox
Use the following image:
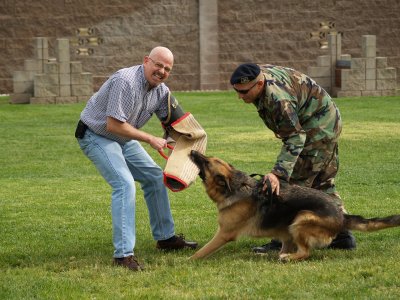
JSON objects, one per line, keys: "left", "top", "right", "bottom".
{"left": 143, "top": 46, "right": 174, "bottom": 88}
{"left": 149, "top": 46, "right": 174, "bottom": 64}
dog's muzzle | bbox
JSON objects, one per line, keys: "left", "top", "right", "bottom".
{"left": 190, "top": 150, "right": 206, "bottom": 180}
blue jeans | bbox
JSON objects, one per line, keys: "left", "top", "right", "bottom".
{"left": 77, "top": 129, "right": 175, "bottom": 258}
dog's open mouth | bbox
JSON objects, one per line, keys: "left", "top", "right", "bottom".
{"left": 190, "top": 150, "right": 206, "bottom": 180}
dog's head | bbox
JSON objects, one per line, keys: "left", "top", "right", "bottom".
{"left": 190, "top": 150, "right": 256, "bottom": 204}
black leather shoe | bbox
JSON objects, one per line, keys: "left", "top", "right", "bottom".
{"left": 156, "top": 234, "right": 198, "bottom": 251}
{"left": 113, "top": 255, "right": 144, "bottom": 271}
{"left": 252, "top": 239, "right": 282, "bottom": 254}
{"left": 328, "top": 231, "right": 356, "bottom": 250}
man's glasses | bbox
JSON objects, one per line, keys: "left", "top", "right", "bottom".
{"left": 233, "top": 80, "right": 259, "bottom": 94}
{"left": 148, "top": 57, "right": 172, "bottom": 73}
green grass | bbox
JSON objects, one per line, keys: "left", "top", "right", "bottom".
{"left": 1, "top": 93, "right": 400, "bottom": 299}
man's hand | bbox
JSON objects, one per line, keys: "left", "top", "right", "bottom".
{"left": 148, "top": 136, "right": 167, "bottom": 151}
{"left": 263, "top": 173, "right": 280, "bottom": 195}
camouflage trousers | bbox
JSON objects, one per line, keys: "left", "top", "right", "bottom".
{"left": 290, "top": 140, "right": 343, "bottom": 208}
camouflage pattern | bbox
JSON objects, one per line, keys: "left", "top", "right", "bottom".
{"left": 254, "top": 64, "right": 342, "bottom": 203}
{"left": 291, "top": 141, "right": 342, "bottom": 206}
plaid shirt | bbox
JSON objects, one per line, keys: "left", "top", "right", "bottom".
{"left": 80, "top": 65, "right": 169, "bottom": 144}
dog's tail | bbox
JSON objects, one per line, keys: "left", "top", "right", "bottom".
{"left": 344, "top": 214, "right": 400, "bottom": 232}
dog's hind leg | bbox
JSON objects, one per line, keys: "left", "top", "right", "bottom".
{"left": 279, "top": 232, "right": 312, "bottom": 261}
{"left": 279, "top": 239, "right": 297, "bottom": 259}
{"left": 279, "top": 242, "right": 311, "bottom": 261}
{"left": 280, "top": 211, "right": 336, "bottom": 261}
{"left": 190, "top": 228, "right": 235, "bottom": 259}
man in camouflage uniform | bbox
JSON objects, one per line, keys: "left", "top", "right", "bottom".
{"left": 229, "top": 63, "right": 356, "bottom": 253}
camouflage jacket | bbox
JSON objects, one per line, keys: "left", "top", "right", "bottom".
{"left": 254, "top": 64, "right": 342, "bottom": 181}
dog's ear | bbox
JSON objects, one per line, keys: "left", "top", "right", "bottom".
{"left": 239, "top": 174, "right": 255, "bottom": 191}
{"left": 215, "top": 174, "right": 231, "bottom": 192}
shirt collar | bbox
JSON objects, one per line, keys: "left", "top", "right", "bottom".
{"left": 137, "top": 65, "right": 150, "bottom": 90}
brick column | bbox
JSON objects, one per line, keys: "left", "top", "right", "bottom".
{"left": 199, "top": 0, "right": 219, "bottom": 90}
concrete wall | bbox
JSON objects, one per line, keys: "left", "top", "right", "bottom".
{"left": 1, "top": 0, "right": 399, "bottom": 94}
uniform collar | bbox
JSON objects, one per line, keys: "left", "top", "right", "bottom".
{"left": 254, "top": 76, "right": 267, "bottom": 111}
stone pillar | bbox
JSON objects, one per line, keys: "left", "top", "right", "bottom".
{"left": 57, "top": 38, "right": 72, "bottom": 97}
{"left": 328, "top": 33, "right": 341, "bottom": 91}
{"left": 362, "top": 35, "right": 377, "bottom": 92}
{"left": 199, "top": 0, "right": 219, "bottom": 90}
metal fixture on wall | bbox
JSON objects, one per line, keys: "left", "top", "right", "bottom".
{"left": 70, "top": 27, "right": 103, "bottom": 56}
{"left": 310, "top": 22, "right": 342, "bottom": 49}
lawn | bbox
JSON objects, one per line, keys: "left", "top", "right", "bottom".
{"left": 0, "top": 93, "right": 399, "bottom": 299}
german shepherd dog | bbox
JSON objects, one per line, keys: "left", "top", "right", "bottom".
{"left": 189, "top": 150, "right": 400, "bottom": 261}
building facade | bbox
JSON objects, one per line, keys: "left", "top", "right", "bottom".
{"left": 1, "top": 0, "right": 399, "bottom": 94}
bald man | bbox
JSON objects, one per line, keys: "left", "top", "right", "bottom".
{"left": 76, "top": 46, "right": 197, "bottom": 271}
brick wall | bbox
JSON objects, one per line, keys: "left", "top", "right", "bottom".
{"left": 218, "top": 0, "right": 400, "bottom": 91}
{"left": 0, "top": 0, "right": 199, "bottom": 93}
{"left": 1, "top": 0, "right": 399, "bottom": 94}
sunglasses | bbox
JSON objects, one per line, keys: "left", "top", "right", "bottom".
{"left": 233, "top": 80, "right": 259, "bottom": 94}
{"left": 148, "top": 57, "right": 172, "bottom": 73}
